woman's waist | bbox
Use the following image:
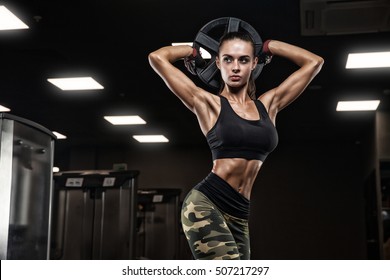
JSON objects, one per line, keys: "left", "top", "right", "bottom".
{"left": 194, "top": 172, "right": 250, "bottom": 219}
{"left": 211, "top": 158, "right": 261, "bottom": 198}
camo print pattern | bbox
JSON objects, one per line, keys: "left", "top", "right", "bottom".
{"left": 181, "top": 189, "right": 250, "bottom": 260}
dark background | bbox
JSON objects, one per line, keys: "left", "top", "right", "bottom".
{"left": 1, "top": 0, "right": 390, "bottom": 259}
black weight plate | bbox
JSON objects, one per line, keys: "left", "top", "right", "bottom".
{"left": 193, "top": 17, "right": 264, "bottom": 89}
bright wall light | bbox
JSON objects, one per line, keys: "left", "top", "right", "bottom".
{"left": 53, "top": 167, "right": 60, "bottom": 173}
{"left": 53, "top": 131, "right": 67, "bottom": 139}
{"left": 336, "top": 100, "right": 380, "bottom": 111}
{"left": 133, "top": 135, "right": 169, "bottom": 143}
{"left": 0, "top": 6, "right": 29, "bottom": 30}
{"left": 346, "top": 52, "right": 390, "bottom": 69}
{"left": 0, "top": 105, "right": 11, "bottom": 112}
{"left": 172, "top": 42, "right": 212, "bottom": 59}
{"left": 104, "top": 115, "right": 146, "bottom": 125}
{"left": 47, "top": 77, "right": 104, "bottom": 90}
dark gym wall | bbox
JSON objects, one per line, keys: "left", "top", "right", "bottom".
{"left": 251, "top": 141, "right": 368, "bottom": 259}
{"left": 54, "top": 121, "right": 375, "bottom": 259}
{"left": 377, "top": 112, "right": 390, "bottom": 159}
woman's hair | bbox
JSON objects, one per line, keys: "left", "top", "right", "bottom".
{"left": 218, "top": 32, "right": 257, "bottom": 99}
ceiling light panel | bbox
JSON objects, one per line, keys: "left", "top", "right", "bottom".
{"left": 47, "top": 77, "right": 104, "bottom": 90}
{"left": 336, "top": 100, "right": 380, "bottom": 111}
{"left": 104, "top": 115, "right": 146, "bottom": 125}
{"left": 346, "top": 52, "right": 390, "bottom": 69}
{"left": 0, "top": 6, "right": 29, "bottom": 30}
{"left": 53, "top": 131, "right": 67, "bottom": 139}
{"left": 133, "top": 135, "right": 169, "bottom": 143}
{"left": 0, "top": 105, "right": 11, "bottom": 112}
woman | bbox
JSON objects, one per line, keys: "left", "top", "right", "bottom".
{"left": 148, "top": 31, "right": 324, "bottom": 260}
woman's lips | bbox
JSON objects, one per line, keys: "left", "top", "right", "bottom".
{"left": 230, "top": 75, "right": 241, "bottom": 81}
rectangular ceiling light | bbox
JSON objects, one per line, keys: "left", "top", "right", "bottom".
{"left": 0, "top": 6, "right": 29, "bottom": 30}
{"left": 171, "top": 42, "right": 212, "bottom": 59}
{"left": 47, "top": 77, "right": 104, "bottom": 90}
{"left": 104, "top": 115, "right": 146, "bottom": 125}
{"left": 346, "top": 52, "right": 390, "bottom": 69}
{"left": 53, "top": 131, "right": 67, "bottom": 139}
{"left": 0, "top": 105, "right": 11, "bottom": 112}
{"left": 336, "top": 100, "right": 380, "bottom": 111}
{"left": 133, "top": 135, "right": 169, "bottom": 143}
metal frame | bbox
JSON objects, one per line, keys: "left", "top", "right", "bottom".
{"left": 0, "top": 114, "right": 55, "bottom": 260}
{"left": 0, "top": 119, "right": 14, "bottom": 259}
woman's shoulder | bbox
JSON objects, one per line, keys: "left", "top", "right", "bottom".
{"left": 194, "top": 90, "right": 221, "bottom": 106}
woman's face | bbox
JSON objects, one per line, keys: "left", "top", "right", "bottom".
{"left": 216, "top": 39, "right": 258, "bottom": 89}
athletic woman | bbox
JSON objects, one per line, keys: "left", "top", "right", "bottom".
{"left": 149, "top": 31, "right": 324, "bottom": 260}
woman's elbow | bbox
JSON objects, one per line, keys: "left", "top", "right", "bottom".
{"left": 309, "top": 55, "right": 324, "bottom": 74}
{"left": 148, "top": 51, "right": 160, "bottom": 66}
{"left": 314, "top": 55, "right": 324, "bottom": 69}
{"left": 148, "top": 51, "right": 168, "bottom": 71}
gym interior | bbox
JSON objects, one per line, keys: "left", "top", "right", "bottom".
{"left": 1, "top": 0, "right": 390, "bottom": 260}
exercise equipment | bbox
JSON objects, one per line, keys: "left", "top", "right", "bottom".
{"left": 50, "top": 170, "right": 139, "bottom": 260}
{"left": 0, "top": 113, "right": 56, "bottom": 260}
{"left": 192, "top": 17, "right": 264, "bottom": 89}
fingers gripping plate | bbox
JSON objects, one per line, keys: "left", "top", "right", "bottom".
{"left": 193, "top": 17, "right": 264, "bottom": 89}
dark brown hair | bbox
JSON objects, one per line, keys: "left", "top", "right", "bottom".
{"left": 218, "top": 32, "right": 257, "bottom": 100}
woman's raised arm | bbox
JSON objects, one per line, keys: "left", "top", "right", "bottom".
{"left": 148, "top": 45, "right": 207, "bottom": 112}
{"left": 259, "top": 40, "right": 324, "bottom": 122}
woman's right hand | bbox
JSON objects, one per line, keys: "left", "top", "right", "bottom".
{"left": 184, "top": 48, "right": 206, "bottom": 75}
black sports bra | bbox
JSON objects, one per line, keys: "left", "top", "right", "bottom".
{"left": 206, "top": 95, "right": 278, "bottom": 161}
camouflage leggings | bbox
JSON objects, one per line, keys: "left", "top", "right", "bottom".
{"left": 181, "top": 189, "right": 250, "bottom": 260}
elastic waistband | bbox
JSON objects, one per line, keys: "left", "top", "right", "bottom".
{"left": 194, "top": 172, "right": 250, "bottom": 219}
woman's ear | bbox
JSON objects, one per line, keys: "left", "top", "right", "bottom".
{"left": 252, "top": 56, "right": 258, "bottom": 70}
{"left": 215, "top": 56, "right": 221, "bottom": 69}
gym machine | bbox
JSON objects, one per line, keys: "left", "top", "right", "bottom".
{"left": 50, "top": 170, "right": 139, "bottom": 260}
{"left": 0, "top": 113, "right": 55, "bottom": 259}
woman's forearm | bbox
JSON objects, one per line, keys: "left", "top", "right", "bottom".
{"left": 267, "top": 40, "right": 324, "bottom": 68}
{"left": 149, "top": 45, "right": 194, "bottom": 65}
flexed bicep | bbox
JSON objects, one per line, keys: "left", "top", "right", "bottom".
{"left": 273, "top": 59, "right": 323, "bottom": 111}
{"left": 148, "top": 46, "right": 204, "bottom": 112}
{"left": 259, "top": 40, "right": 324, "bottom": 117}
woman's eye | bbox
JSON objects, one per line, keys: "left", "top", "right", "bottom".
{"left": 223, "top": 57, "right": 232, "bottom": 63}
{"left": 240, "top": 58, "right": 249, "bottom": 63}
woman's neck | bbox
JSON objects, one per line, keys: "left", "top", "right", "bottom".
{"left": 221, "top": 85, "right": 251, "bottom": 104}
